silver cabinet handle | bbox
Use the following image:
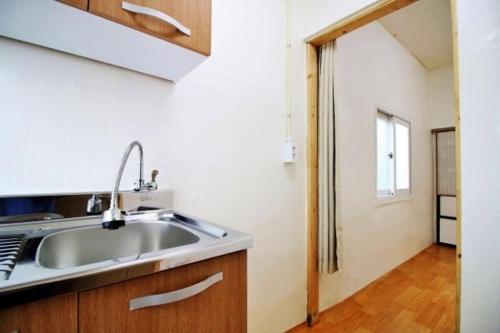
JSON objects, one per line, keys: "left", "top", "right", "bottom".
{"left": 121, "top": 1, "right": 191, "bottom": 36}
{"left": 129, "top": 272, "right": 223, "bottom": 311}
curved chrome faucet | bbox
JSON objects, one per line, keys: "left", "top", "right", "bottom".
{"left": 102, "top": 141, "right": 155, "bottom": 229}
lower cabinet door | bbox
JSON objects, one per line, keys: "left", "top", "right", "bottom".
{"left": 79, "top": 251, "right": 247, "bottom": 333}
{"left": 0, "top": 293, "right": 78, "bottom": 333}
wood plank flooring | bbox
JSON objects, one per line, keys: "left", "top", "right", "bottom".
{"left": 289, "top": 245, "right": 456, "bottom": 333}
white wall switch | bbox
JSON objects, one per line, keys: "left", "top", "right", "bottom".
{"left": 283, "top": 138, "right": 297, "bottom": 163}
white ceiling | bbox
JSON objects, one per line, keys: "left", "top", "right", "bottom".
{"left": 379, "top": 0, "right": 453, "bottom": 70}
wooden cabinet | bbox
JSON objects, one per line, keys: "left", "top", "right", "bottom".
{"left": 89, "top": 0, "right": 211, "bottom": 55}
{"left": 0, "top": 1, "right": 210, "bottom": 81}
{"left": 0, "top": 293, "right": 78, "bottom": 333}
{"left": 59, "top": 0, "right": 88, "bottom": 10}
{"left": 0, "top": 252, "right": 245, "bottom": 333}
{"left": 79, "top": 250, "right": 246, "bottom": 333}
{"left": 57, "top": 0, "right": 212, "bottom": 56}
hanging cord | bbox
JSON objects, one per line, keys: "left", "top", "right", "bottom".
{"left": 285, "top": 0, "right": 292, "bottom": 140}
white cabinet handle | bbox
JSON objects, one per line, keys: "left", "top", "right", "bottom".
{"left": 121, "top": 1, "right": 192, "bottom": 36}
{"left": 129, "top": 272, "right": 223, "bottom": 310}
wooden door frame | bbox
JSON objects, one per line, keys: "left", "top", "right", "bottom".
{"left": 305, "top": 0, "right": 462, "bottom": 329}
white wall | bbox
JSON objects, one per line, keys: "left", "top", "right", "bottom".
{"left": 456, "top": 0, "right": 500, "bottom": 331}
{"left": 429, "top": 65, "right": 455, "bottom": 128}
{"left": 317, "top": 21, "right": 434, "bottom": 310}
{"left": 0, "top": 0, "right": 307, "bottom": 332}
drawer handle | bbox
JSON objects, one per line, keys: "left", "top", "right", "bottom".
{"left": 129, "top": 272, "right": 223, "bottom": 310}
{"left": 122, "top": 1, "right": 192, "bottom": 36}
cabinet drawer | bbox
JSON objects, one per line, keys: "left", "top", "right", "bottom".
{"left": 79, "top": 251, "right": 246, "bottom": 333}
{"left": 89, "top": 0, "right": 211, "bottom": 56}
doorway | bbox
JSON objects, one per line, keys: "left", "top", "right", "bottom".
{"left": 434, "top": 127, "right": 457, "bottom": 246}
{"left": 304, "top": 0, "right": 461, "bottom": 330}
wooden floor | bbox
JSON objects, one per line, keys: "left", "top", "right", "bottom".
{"left": 290, "top": 245, "right": 456, "bottom": 333}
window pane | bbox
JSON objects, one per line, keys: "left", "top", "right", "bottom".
{"left": 395, "top": 123, "right": 409, "bottom": 189}
{"left": 377, "top": 117, "right": 390, "bottom": 191}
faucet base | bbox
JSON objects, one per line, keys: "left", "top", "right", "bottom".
{"left": 102, "top": 208, "right": 126, "bottom": 230}
{"left": 102, "top": 220, "right": 125, "bottom": 230}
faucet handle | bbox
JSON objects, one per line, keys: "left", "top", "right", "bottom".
{"left": 149, "top": 170, "right": 159, "bottom": 190}
{"left": 133, "top": 170, "right": 159, "bottom": 191}
{"left": 151, "top": 169, "right": 159, "bottom": 182}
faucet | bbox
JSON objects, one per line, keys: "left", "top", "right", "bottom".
{"left": 86, "top": 194, "right": 103, "bottom": 215}
{"left": 102, "top": 141, "right": 156, "bottom": 229}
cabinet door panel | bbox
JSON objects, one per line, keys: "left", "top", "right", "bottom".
{"left": 79, "top": 251, "right": 246, "bottom": 333}
{"left": 0, "top": 293, "right": 78, "bottom": 333}
{"left": 89, "top": 0, "right": 211, "bottom": 55}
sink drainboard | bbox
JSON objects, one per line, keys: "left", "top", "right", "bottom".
{"left": 0, "top": 235, "right": 27, "bottom": 281}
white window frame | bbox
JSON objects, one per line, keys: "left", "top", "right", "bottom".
{"left": 376, "top": 112, "right": 394, "bottom": 197}
{"left": 393, "top": 116, "right": 411, "bottom": 196}
{"left": 376, "top": 109, "right": 411, "bottom": 198}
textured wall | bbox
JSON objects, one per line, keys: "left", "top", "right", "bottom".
{"left": 457, "top": 0, "right": 500, "bottom": 331}
{"left": 429, "top": 65, "right": 455, "bottom": 129}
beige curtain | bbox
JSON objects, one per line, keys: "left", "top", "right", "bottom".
{"left": 318, "top": 41, "right": 338, "bottom": 274}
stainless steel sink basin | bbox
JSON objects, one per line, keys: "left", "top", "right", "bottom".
{"left": 36, "top": 221, "right": 200, "bottom": 269}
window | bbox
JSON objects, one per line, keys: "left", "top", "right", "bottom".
{"left": 376, "top": 110, "right": 410, "bottom": 197}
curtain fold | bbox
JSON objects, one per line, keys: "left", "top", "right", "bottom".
{"left": 318, "top": 41, "right": 338, "bottom": 274}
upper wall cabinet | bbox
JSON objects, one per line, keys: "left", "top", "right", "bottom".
{"left": 89, "top": 0, "right": 211, "bottom": 56}
{"left": 0, "top": 0, "right": 212, "bottom": 81}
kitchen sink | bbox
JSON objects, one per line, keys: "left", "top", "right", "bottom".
{"left": 36, "top": 221, "right": 200, "bottom": 269}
